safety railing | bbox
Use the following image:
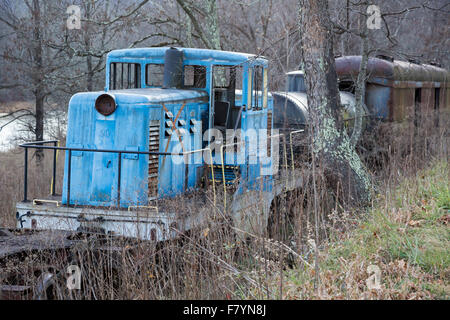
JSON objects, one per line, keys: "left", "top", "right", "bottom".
{"left": 20, "top": 140, "right": 184, "bottom": 207}
{"left": 218, "top": 132, "right": 290, "bottom": 210}
{"left": 182, "top": 147, "right": 216, "bottom": 206}
{"left": 20, "top": 129, "right": 305, "bottom": 211}
{"left": 219, "top": 139, "right": 246, "bottom": 211}
{"left": 21, "top": 140, "right": 59, "bottom": 202}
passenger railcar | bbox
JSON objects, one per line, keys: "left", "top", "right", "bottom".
{"left": 335, "top": 55, "right": 449, "bottom": 123}
{"left": 272, "top": 55, "right": 449, "bottom": 136}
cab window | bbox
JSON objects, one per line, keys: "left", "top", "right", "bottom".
{"left": 146, "top": 64, "right": 164, "bottom": 87}
{"left": 247, "top": 66, "right": 267, "bottom": 110}
{"left": 184, "top": 65, "right": 207, "bottom": 88}
{"left": 110, "top": 63, "right": 141, "bottom": 90}
{"left": 213, "top": 65, "right": 243, "bottom": 89}
{"left": 252, "top": 66, "right": 263, "bottom": 110}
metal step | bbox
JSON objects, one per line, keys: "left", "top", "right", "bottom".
{"left": 208, "top": 165, "right": 240, "bottom": 185}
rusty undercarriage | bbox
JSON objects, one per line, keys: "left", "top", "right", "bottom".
{"left": 0, "top": 227, "right": 142, "bottom": 300}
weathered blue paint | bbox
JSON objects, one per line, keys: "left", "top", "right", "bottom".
{"left": 107, "top": 47, "right": 268, "bottom": 65}
{"left": 62, "top": 47, "right": 273, "bottom": 208}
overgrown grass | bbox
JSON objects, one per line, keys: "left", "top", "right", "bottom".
{"left": 0, "top": 113, "right": 448, "bottom": 300}
{"left": 271, "top": 159, "right": 449, "bottom": 299}
{"left": 0, "top": 147, "right": 65, "bottom": 227}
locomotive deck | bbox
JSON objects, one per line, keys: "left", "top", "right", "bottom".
{"left": 14, "top": 166, "right": 306, "bottom": 243}
{"left": 15, "top": 191, "right": 213, "bottom": 242}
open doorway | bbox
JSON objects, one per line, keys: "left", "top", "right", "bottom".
{"left": 212, "top": 65, "right": 243, "bottom": 132}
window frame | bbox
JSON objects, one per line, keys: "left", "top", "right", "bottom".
{"left": 145, "top": 63, "right": 165, "bottom": 87}
{"left": 109, "top": 62, "right": 141, "bottom": 90}
{"left": 247, "top": 65, "right": 267, "bottom": 110}
{"left": 183, "top": 65, "right": 207, "bottom": 89}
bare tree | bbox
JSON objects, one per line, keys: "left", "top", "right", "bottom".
{"left": 0, "top": 0, "right": 177, "bottom": 158}
{"left": 175, "top": 0, "right": 221, "bottom": 50}
{"left": 298, "top": 0, "right": 372, "bottom": 204}
{"left": 0, "top": 0, "right": 73, "bottom": 163}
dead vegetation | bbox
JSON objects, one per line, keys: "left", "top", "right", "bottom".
{"left": 0, "top": 112, "right": 448, "bottom": 299}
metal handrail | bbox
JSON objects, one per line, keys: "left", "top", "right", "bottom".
{"left": 20, "top": 140, "right": 186, "bottom": 207}
{"left": 218, "top": 132, "right": 288, "bottom": 210}
{"left": 219, "top": 139, "right": 247, "bottom": 210}
{"left": 21, "top": 140, "right": 59, "bottom": 202}
{"left": 182, "top": 147, "right": 216, "bottom": 206}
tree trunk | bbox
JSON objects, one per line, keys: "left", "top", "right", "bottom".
{"left": 298, "top": 0, "right": 371, "bottom": 205}
{"left": 85, "top": 1, "right": 94, "bottom": 91}
{"left": 202, "top": 0, "right": 221, "bottom": 50}
{"left": 176, "top": 0, "right": 221, "bottom": 50}
{"left": 32, "top": 0, "right": 45, "bottom": 165}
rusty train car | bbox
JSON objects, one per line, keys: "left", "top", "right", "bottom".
{"left": 336, "top": 55, "right": 450, "bottom": 123}
{"left": 273, "top": 55, "right": 449, "bottom": 135}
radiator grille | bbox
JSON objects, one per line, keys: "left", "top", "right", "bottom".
{"left": 148, "top": 120, "right": 160, "bottom": 198}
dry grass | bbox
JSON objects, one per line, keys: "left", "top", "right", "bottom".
{"left": 267, "top": 159, "right": 449, "bottom": 299}
{"left": 0, "top": 147, "right": 65, "bottom": 227}
{"left": 0, "top": 111, "right": 448, "bottom": 300}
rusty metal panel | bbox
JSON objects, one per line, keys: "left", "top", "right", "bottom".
{"left": 336, "top": 56, "right": 450, "bottom": 90}
{"left": 393, "top": 60, "right": 449, "bottom": 83}
{"left": 421, "top": 87, "right": 433, "bottom": 114}
{"left": 335, "top": 56, "right": 394, "bottom": 80}
{"left": 393, "top": 88, "right": 415, "bottom": 121}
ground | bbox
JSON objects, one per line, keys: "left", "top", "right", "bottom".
{"left": 265, "top": 160, "right": 449, "bottom": 299}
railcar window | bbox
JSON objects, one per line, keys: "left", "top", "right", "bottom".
{"left": 434, "top": 88, "right": 440, "bottom": 111}
{"left": 213, "top": 65, "right": 243, "bottom": 130}
{"left": 110, "top": 63, "right": 141, "bottom": 90}
{"left": 414, "top": 88, "right": 422, "bottom": 129}
{"left": 184, "top": 65, "right": 207, "bottom": 88}
{"left": 434, "top": 88, "right": 440, "bottom": 127}
{"left": 146, "top": 64, "right": 164, "bottom": 87}
{"left": 338, "top": 80, "right": 355, "bottom": 94}
{"left": 288, "top": 73, "right": 306, "bottom": 92}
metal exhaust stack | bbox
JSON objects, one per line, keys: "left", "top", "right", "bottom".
{"left": 163, "top": 47, "right": 184, "bottom": 89}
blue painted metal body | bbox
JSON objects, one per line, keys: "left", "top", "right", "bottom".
{"left": 62, "top": 47, "right": 273, "bottom": 207}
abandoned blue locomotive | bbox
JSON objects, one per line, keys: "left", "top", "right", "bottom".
{"left": 16, "top": 47, "right": 300, "bottom": 241}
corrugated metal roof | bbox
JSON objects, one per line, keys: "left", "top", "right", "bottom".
{"left": 393, "top": 60, "right": 448, "bottom": 82}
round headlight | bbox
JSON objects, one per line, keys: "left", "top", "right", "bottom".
{"left": 95, "top": 94, "right": 116, "bottom": 116}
